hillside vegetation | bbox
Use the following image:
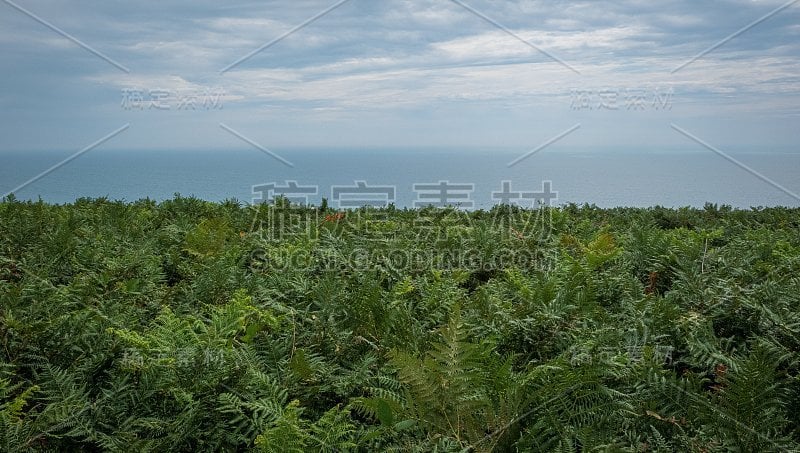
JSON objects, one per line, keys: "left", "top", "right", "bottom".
{"left": 1, "top": 196, "right": 799, "bottom": 451}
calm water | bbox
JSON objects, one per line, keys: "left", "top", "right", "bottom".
{"left": 1, "top": 148, "right": 799, "bottom": 208}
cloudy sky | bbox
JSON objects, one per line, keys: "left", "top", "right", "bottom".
{"left": 1, "top": 0, "right": 798, "bottom": 152}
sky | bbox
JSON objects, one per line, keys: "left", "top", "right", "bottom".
{"left": 0, "top": 0, "right": 799, "bottom": 152}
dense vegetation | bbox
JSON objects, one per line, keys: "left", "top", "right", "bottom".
{"left": 1, "top": 195, "right": 799, "bottom": 451}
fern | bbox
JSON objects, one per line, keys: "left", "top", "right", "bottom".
{"left": 2, "top": 197, "right": 800, "bottom": 450}
{"left": 389, "top": 305, "right": 524, "bottom": 450}
{"left": 254, "top": 400, "right": 309, "bottom": 452}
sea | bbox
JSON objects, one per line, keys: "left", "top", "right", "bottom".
{"left": 2, "top": 148, "right": 799, "bottom": 209}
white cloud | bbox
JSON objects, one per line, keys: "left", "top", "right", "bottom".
{"left": 2, "top": 0, "right": 798, "bottom": 150}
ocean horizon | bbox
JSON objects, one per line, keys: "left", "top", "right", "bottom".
{"left": 2, "top": 148, "right": 799, "bottom": 209}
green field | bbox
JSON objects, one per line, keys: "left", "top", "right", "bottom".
{"left": 1, "top": 196, "right": 799, "bottom": 451}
